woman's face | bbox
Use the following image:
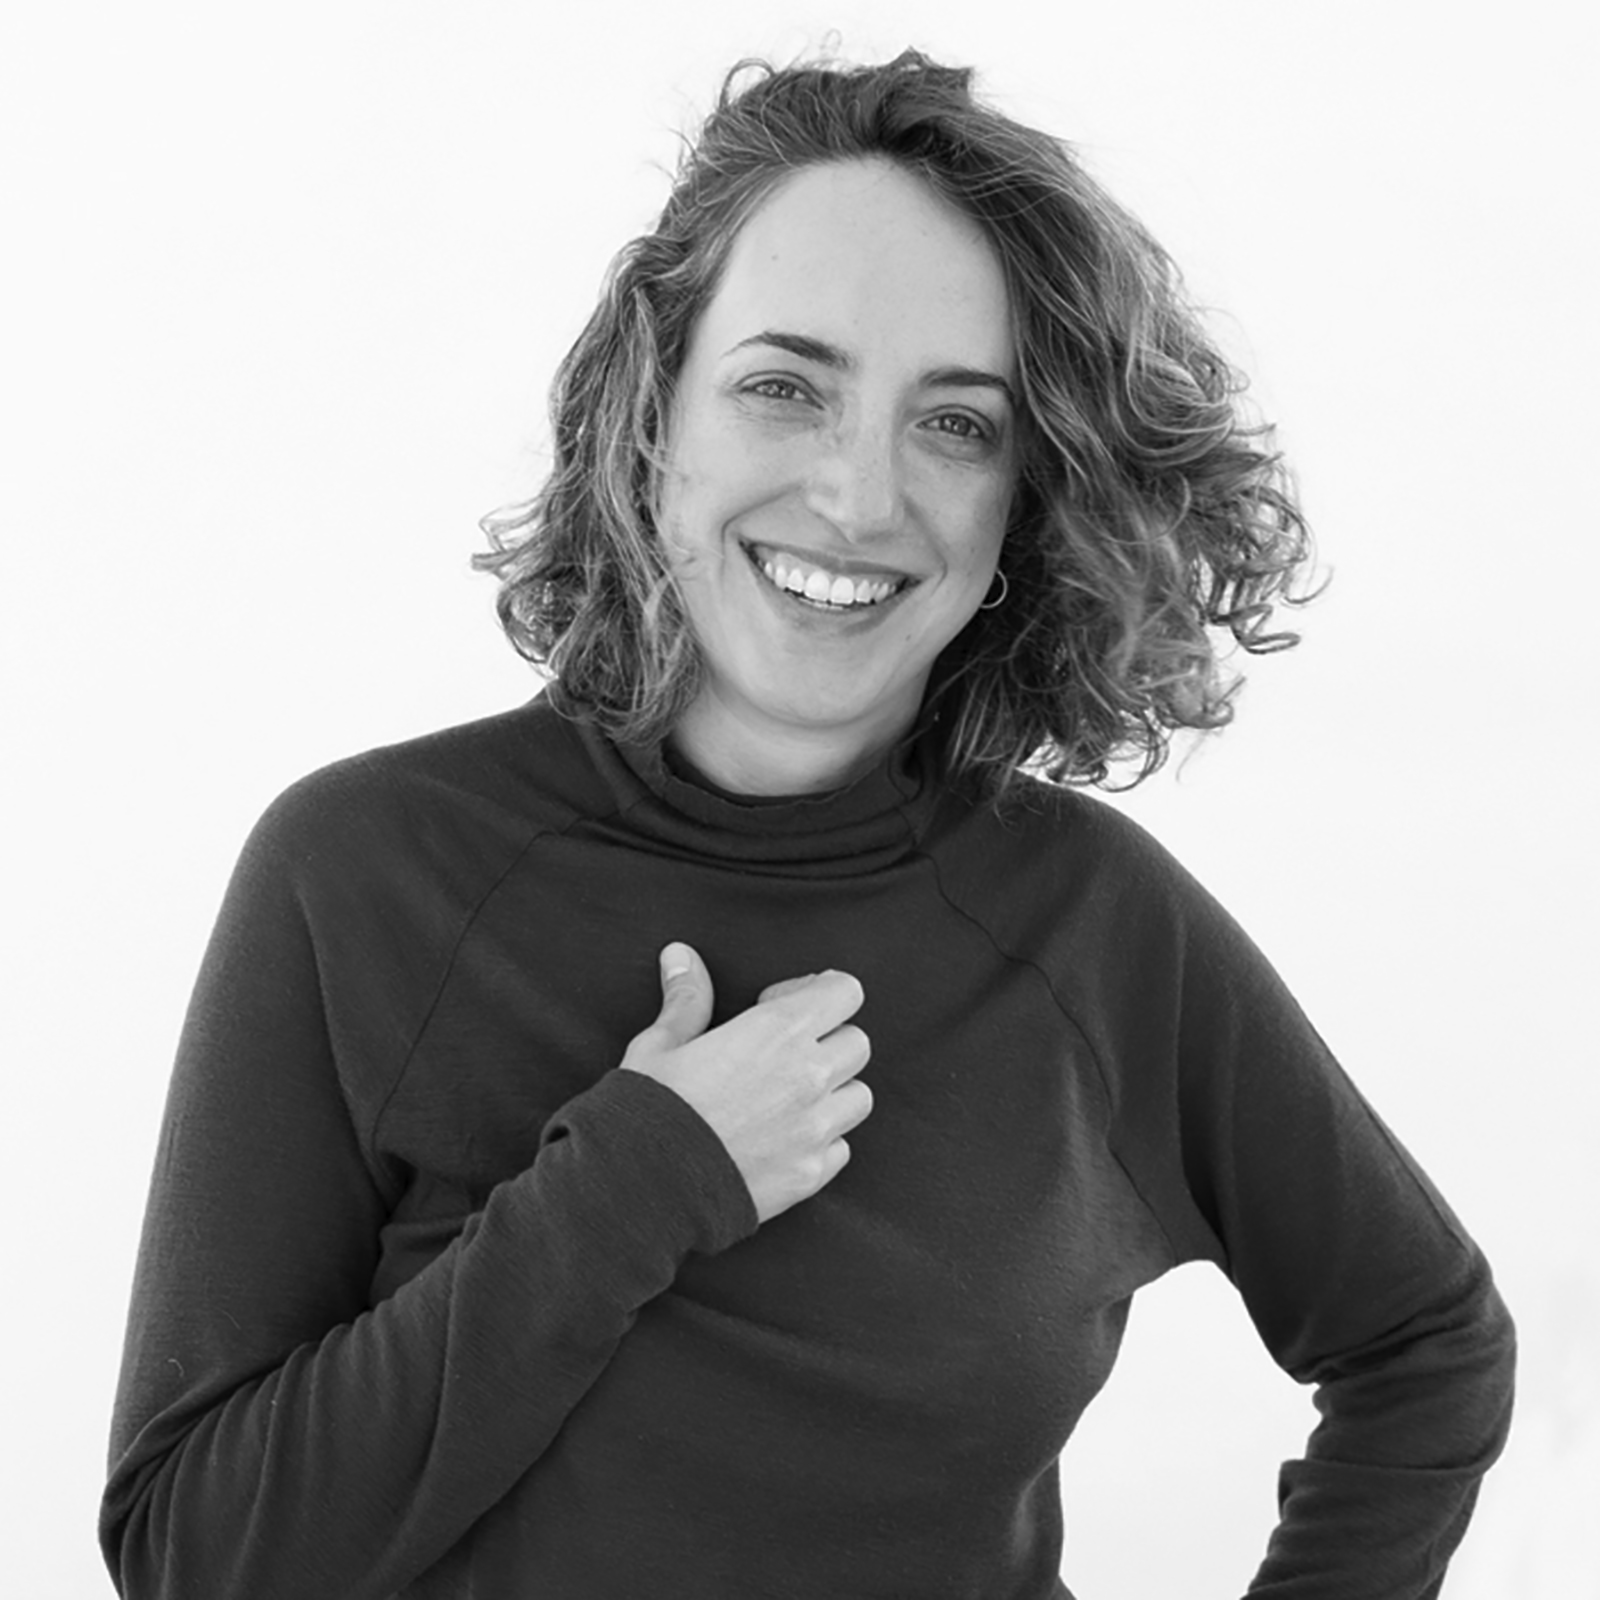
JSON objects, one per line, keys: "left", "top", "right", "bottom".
{"left": 657, "top": 158, "right": 1017, "bottom": 787}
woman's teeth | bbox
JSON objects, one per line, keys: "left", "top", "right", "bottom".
{"left": 754, "top": 549, "right": 903, "bottom": 609}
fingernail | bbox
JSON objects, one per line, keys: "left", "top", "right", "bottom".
{"left": 660, "top": 943, "right": 690, "bottom": 979}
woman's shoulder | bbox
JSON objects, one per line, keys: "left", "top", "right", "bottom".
{"left": 241, "top": 693, "right": 593, "bottom": 881}
{"left": 933, "top": 770, "right": 1193, "bottom": 896}
{"left": 927, "top": 772, "right": 1289, "bottom": 1040}
{"left": 923, "top": 768, "right": 1248, "bottom": 968}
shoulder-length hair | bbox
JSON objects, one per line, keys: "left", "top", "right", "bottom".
{"left": 476, "top": 49, "right": 1317, "bottom": 795}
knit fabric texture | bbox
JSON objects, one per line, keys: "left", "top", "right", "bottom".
{"left": 101, "top": 696, "right": 1515, "bottom": 1598}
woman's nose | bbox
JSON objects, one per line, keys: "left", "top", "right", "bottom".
{"left": 804, "top": 420, "right": 904, "bottom": 542}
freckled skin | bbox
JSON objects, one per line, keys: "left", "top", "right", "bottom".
{"left": 658, "top": 159, "right": 1017, "bottom": 796}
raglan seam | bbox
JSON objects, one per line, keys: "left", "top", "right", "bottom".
{"left": 365, "top": 795, "right": 633, "bottom": 1175}
{"left": 906, "top": 840, "right": 1188, "bottom": 1272}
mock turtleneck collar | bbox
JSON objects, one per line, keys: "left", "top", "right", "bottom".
{"left": 575, "top": 717, "right": 939, "bottom": 877}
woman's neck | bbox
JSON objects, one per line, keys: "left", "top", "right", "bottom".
{"left": 669, "top": 696, "right": 912, "bottom": 798}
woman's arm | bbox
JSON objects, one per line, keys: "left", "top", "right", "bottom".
{"left": 99, "top": 796, "right": 758, "bottom": 1599}
{"left": 1168, "top": 883, "right": 1517, "bottom": 1596}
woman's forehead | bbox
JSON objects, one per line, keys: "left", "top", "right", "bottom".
{"left": 701, "top": 159, "right": 1015, "bottom": 380}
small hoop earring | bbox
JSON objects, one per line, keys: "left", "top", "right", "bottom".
{"left": 978, "top": 568, "right": 1009, "bottom": 611}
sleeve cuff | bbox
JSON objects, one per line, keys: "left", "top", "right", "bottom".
{"left": 537, "top": 1069, "right": 760, "bottom": 1259}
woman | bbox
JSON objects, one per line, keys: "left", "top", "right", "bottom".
{"left": 101, "top": 51, "right": 1515, "bottom": 1599}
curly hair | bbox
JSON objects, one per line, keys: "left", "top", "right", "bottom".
{"left": 475, "top": 49, "right": 1318, "bottom": 795}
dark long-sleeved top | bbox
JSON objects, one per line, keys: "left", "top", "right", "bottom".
{"left": 100, "top": 695, "right": 1514, "bottom": 1597}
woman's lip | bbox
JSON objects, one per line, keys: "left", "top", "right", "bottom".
{"left": 742, "top": 542, "right": 912, "bottom": 617}
{"left": 740, "top": 538, "right": 917, "bottom": 584}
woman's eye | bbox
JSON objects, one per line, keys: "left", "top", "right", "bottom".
{"left": 742, "top": 377, "right": 810, "bottom": 404}
{"left": 927, "top": 412, "right": 990, "bottom": 443}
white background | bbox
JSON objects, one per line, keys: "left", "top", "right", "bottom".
{"left": 4, "top": 2, "right": 1595, "bottom": 1594}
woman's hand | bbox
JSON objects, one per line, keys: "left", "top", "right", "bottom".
{"left": 619, "top": 943, "right": 873, "bottom": 1225}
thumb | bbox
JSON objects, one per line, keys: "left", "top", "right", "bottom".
{"left": 653, "top": 941, "right": 714, "bottom": 1048}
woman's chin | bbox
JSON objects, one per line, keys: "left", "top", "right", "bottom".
{"left": 755, "top": 671, "right": 921, "bottom": 740}
{"left": 683, "top": 670, "right": 922, "bottom": 763}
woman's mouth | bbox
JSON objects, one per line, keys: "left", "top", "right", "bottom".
{"left": 742, "top": 541, "right": 912, "bottom": 612}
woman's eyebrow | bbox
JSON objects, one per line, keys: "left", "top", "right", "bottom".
{"left": 728, "top": 329, "right": 847, "bottom": 367}
{"left": 726, "top": 329, "right": 1014, "bottom": 405}
{"left": 923, "top": 366, "right": 1015, "bottom": 406}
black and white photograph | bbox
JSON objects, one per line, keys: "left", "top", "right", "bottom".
{"left": 4, "top": 2, "right": 1594, "bottom": 1595}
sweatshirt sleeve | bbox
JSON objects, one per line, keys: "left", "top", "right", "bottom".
{"left": 1161, "top": 875, "right": 1516, "bottom": 1597}
{"left": 98, "top": 791, "right": 760, "bottom": 1599}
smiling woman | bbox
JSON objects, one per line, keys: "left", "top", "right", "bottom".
{"left": 476, "top": 52, "right": 1312, "bottom": 801}
{"left": 661, "top": 159, "right": 1016, "bottom": 794}
{"left": 101, "top": 48, "right": 1514, "bottom": 1600}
